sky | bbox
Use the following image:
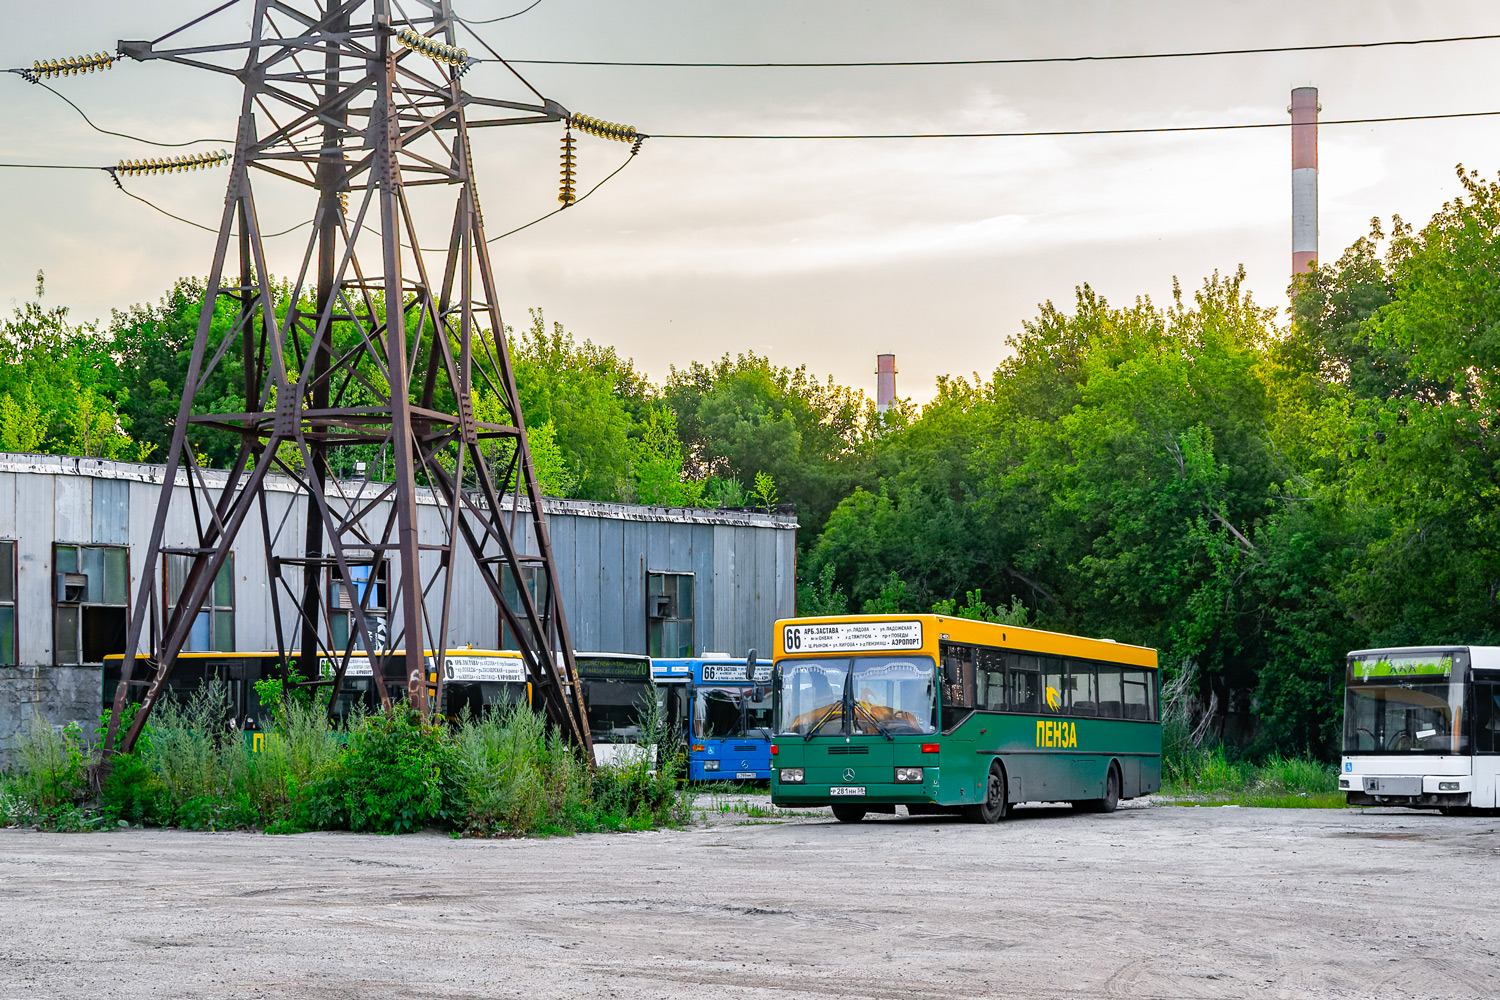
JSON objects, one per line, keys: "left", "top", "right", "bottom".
{"left": 2, "top": 1, "right": 1499, "bottom": 403}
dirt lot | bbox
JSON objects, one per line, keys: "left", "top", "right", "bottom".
{"left": 1, "top": 799, "right": 1497, "bottom": 999}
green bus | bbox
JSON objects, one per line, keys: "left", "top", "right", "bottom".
{"left": 770, "top": 614, "right": 1161, "bottom": 822}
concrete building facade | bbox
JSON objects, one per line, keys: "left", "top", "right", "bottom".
{"left": 0, "top": 453, "right": 796, "bottom": 757}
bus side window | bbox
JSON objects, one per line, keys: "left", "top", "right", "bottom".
{"left": 1008, "top": 653, "right": 1040, "bottom": 714}
{"left": 1122, "top": 669, "right": 1150, "bottom": 720}
{"left": 977, "top": 648, "right": 1006, "bottom": 710}
{"left": 1042, "top": 657, "right": 1065, "bottom": 714}
{"left": 940, "top": 643, "right": 975, "bottom": 709}
{"left": 1068, "top": 660, "right": 1097, "bottom": 716}
{"left": 1097, "top": 664, "right": 1123, "bottom": 719}
{"left": 1476, "top": 683, "right": 1499, "bottom": 754}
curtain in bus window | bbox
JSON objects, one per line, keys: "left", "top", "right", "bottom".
{"left": 1097, "top": 664, "right": 1124, "bottom": 719}
{"left": 1009, "top": 654, "right": 1040, "bottom": 714}
{"left": 1068, "top": 660, "right": 1097, "bottom": 716}
{"left": 977, "top": 648, "right": 1006, "bottom": 710}
{"left": 940, "top": 645, "right": 975, "bottom": 710}
{"left": 1122, "top": 670, "right": 1150, "bottom": 720}
{"left": 1042, "top": 657, "right": 1065, "bottom": 714}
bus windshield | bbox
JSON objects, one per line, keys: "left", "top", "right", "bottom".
{"left": 694, "top": 685, "right": 773, "bottom": 739}
{"left": 582, "top": 677, "right": 654, "bottom": 744}
{"left": 776, "top": 655, "right": 937, "bottom": 736}
{"left": 1345, "top": 679, "right": 1467, "bottom": 753}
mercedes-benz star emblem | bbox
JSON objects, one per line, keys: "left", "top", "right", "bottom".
{"left": 842, "top": 767, "right": 856, "bottom": 782}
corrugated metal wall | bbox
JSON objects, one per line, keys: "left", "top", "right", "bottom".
{"left": 0, "top": 455, "right": 797, "bottom": 755}
{"left": 0, "top": 454, "right": 796, "bottom": 665}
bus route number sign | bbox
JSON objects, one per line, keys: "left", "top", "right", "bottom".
{"left": 783, "top": 620, "right": 923, "bottom": 653}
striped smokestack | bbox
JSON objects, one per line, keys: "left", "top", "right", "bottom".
{"left": 876, "top": 354, "right": 897, "bottom": 413}
{"left": 1291, "top": 86, "right": 1319, "bottom": 274}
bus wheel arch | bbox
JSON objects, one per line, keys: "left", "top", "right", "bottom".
{"left": 1076, "top": 760, "right": 1121, "bottom": 814}
{"left": 965, "top": 760, "right": 1009, "bottom": 824}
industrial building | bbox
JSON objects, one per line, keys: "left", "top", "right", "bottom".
{"left": 0, "top": 453, "right": 796, "bottom": 758}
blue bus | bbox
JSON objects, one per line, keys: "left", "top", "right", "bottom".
{"left": 656, "top": 656, "right": 774, "bottom": 781}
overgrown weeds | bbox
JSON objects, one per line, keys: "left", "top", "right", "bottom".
{"left": 2, "top": 684, "right": 692, "bottom": 836}
{"left": 1162, "top": 738, "right": 1342, "bottom": 808}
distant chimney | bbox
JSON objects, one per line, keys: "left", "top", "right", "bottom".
{"left": 876, "top": 354, "right": 897, "bottom": 413}
{"left": 1291, "top": 86, "right": 1318, "bottom": 274}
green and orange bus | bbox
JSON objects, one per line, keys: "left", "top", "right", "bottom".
{"left": 770, "top": 614, "right": 1161, "bottom": 822}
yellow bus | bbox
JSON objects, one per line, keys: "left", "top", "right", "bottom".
{"left": 770, "top": 613, "right": 1160, "bottom": 822}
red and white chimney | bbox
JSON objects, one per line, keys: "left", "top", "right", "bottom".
{"left": 1291, "top": 86, "right": 1319, "bottom": 274}
{"left": 876, "top": 354, "right": 897, "bottom": 413}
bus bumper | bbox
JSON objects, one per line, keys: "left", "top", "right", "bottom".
{"left": 772, "top": 772, "right": 942, "bottom": 808}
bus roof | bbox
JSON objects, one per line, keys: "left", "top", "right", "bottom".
{"left": 774, "top": 613, "right": 1157, "bottom": 669}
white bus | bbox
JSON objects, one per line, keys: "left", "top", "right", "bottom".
{"left": 1341, "top": 646, "right": 1500, "bottom": 813}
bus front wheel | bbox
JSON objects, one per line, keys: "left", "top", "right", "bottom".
{"left": 1077, "top": 764, "right": 1120, "bottom": 814}
{"left": 831, "top": 805, "right": 867, "bottom": 823}
{"left": 964, "top": 763, "right": 1009, "bottom": 824}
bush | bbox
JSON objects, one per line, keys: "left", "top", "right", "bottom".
{"left": 449, "top": 703, "right": 589, "bottom": 835}
{"left": 9, "top": 716, "right": 91, "bottom": 821}
{"left": 97, "top": 752, "right": 168, "bottom": 825}
{"left": 303, "top": 709, "right": 452, "bottom": 833}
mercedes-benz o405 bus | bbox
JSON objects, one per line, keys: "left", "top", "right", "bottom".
{"left": 770, "top": 614, "right": 1161, "bottom": 822}
{"left": 1341, "top": 646, "right": 1500, "bottom": 812}
{"left": 655, "top": 656, "right": 774, "bottom": 781}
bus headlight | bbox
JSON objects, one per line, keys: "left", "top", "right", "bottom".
{"left": 703, "top": 760, "right": 720, "bottom": 771}
{"left": 780, "top": 768, "right": 804, "bottom": 783}
{"left": 1438, "top": 781, "right": 1460, "bottom": 791}
{"left": 1338, "top": 778, "right": 1351, "bottom": 789}
{"left": 895, "top": 767, "right": 924, "bottom": 783}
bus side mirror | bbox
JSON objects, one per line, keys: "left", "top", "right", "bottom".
{"left": 943, "top": 660, "right": 957, "bottom": 685}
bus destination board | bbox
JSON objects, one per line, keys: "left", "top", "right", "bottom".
{"left": 783, "top": 620, "right": 923, "bottom": 654}
{"left": 701, "top": 662, "right": 773, "bottom": 683}
{"left": 446, "top": 656, "right": 526, "bottom": 683}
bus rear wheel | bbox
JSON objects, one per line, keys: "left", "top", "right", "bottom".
{"left": 831, "top": 805, "right": 867, "bottom": 823}
{"left": 1076, "top": 764, "right": 1120, "bottom": 814}
{"left": 964, "top": 763, "right": 1009, "bottom": 824}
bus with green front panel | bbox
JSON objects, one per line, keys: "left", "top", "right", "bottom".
{"left": 770, "top": 614, "right": 1161, "bottom": 823}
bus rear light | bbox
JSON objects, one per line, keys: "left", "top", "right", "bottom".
{"left": 895, "top": 767, "right": 924, "bottom": 783}
{"left": 921, "top": 743, "right": 939, "bottom": 754}
{"left": 780, "top": 768, "right": 804, "bottom": 783}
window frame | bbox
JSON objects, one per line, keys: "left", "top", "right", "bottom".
{"left": 646, "top": 570, "right": 695, "bottom": 658}
{"left": 328, "top": 557, "right": 390, "bottom": 652}
{"left": 53, "top": 542, "right": 130, "bottom": 667}
{"left": 0, "top": 539, "right": 15, "bottom": 666}
{"left": 163, "top": 553, "right": 236, "bottom": 653}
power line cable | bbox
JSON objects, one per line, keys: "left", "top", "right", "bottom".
{"left": 485, "top": 143, "right": 638, "bottom": 243}
{"left": 492, "top": 31, "right": 1500, "bottom": 68}
{"left": 455, "top": 0, "right": 546, "bottom": 26}
{"left": 647, "top": 109, "right": 1500, "bottom": 140}
{"left": 11, "top": 76, "right": 235, "bottom": 148}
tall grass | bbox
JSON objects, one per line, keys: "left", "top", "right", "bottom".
{"left": 2, "top": 686, "right": 691, "bottom": 835}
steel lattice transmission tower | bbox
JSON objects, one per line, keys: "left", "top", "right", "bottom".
{"left": 103, "top": 0, "right": 593, "bottom": 755}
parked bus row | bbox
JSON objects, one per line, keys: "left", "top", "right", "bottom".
{"left": 108, "top": 619, "right": 1492, "bottom": 819}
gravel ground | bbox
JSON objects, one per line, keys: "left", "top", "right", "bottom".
{"left": 1, "top": 799, "right": 1497, "bottom": 999}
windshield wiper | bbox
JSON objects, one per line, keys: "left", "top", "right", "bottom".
{"left": 805, "top": 670, "right": 852, "bottom": 740}
{"left": 852, "top": 699, "right": 894, "bottom": 741}
{"left": 803, "top": 701, "right": 843, "bottom": 741}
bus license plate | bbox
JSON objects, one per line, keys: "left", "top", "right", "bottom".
{"left": 735, "top": 772, "right": 757, "bottom": 779}
{"left": 830, "top": 786, "right": 865, "bottom": 796}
